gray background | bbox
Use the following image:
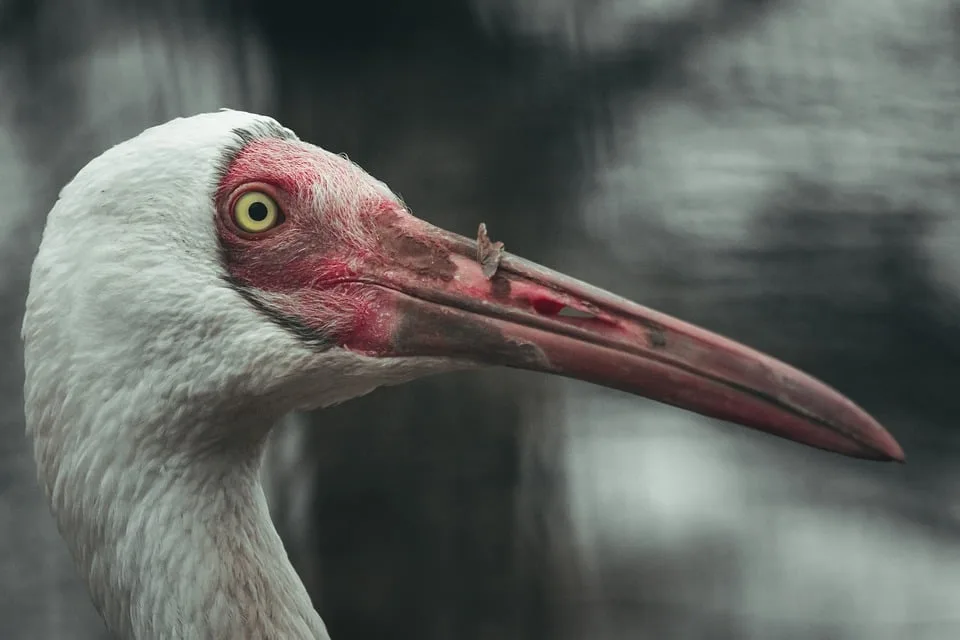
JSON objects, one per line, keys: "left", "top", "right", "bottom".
{"left": 2, "top": 0, "right": 958, "bottom": 638}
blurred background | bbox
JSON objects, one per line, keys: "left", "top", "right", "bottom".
{"left": 2, "top": 0, "right": 959, "bottom": 638}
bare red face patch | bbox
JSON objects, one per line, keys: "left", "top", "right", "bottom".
{"left": 214, "top": 136, "right": 459, "bottom": 349}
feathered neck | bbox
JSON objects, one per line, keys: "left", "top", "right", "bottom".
{"left": 31, "top": 400, "right": 330, "bottom": 639}
{"left": 110, "top": 441, "right": 330, "bottom": 639}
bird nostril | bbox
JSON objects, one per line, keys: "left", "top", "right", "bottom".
{"left": 558, "top": 306, "right": 595, "bottom": 319}
{"left": 531, "top": 296, "right": 596, "bottom": 320}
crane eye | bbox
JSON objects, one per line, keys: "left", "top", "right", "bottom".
{"left": 233, "top": 191, "right": 281, "bottom": 233}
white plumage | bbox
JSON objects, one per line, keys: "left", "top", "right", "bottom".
{"left": 23, "top": 110, "right": 450, "bottom": 639}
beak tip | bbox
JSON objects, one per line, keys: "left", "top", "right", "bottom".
{"left": 869, "top": 428, "right": 906, "bottom": 463}
{"left": 886, "top": 442, "right": 907, "bottom": 464}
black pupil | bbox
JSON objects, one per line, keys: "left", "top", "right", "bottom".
{"left": 248, "top": 201, "right": 269, "bottom": 222}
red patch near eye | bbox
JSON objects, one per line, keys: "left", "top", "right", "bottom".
{"left": 215, "top": 134, "right": 408, "bottom": 349}
{"left": 310, "top": 258, "right": 360, "bottom": 287}
{"left": 218, "top": 137, "right": 361, "bottom": 201}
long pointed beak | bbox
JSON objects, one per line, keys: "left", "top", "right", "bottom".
{"left": 342, "top": 219, "right": 903, "bottom": 462}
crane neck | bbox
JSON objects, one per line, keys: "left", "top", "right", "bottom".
{"left": 139, "top": 452, "right": 331, "bottom": 640}
{"left": 39, "top": 410, "right": 330, "bottom": 640}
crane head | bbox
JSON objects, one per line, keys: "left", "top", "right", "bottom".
{"left": 24, "top": 110, "right": 903, "bottom": 464}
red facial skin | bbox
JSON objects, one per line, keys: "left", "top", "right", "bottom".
{"left": 214, "top": 137, "right": 905, "bottom": 463}
{"left": 217, "top": 139, "right": 596, "bottom": 355}
{"left": 216, "top": 138, "right": 440, "bottom": 347}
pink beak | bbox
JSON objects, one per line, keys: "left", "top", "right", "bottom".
{"left": 341, "top": 219, "right": 904, "bottom": 462}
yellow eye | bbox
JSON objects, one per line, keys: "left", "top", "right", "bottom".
{"left": 233, "top": 191, "right": 281, "bottom": 233}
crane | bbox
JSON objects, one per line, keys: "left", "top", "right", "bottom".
{"left": 22, "top": 110, "right": 903, "bottom": 639}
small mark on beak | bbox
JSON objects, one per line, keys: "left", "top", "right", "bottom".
{"left": 648, "top": 327, "right": 667, "bottom": 348}
{"left": 477, "top": 223, "right": 505, "bottom": 280}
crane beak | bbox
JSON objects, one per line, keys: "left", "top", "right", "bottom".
{"left": 341, "top": 219, "right": 903, "bottom": 462}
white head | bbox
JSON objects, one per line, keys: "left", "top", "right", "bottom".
{"left": 22, "top": 110, "right": 902, "bottom": 638}
{"left": 22, "top": 110, "right": 457, "bottom": 637}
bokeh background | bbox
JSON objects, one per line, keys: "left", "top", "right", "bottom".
{"left": 2, "top": 0, "right": 959, "bottom": 638}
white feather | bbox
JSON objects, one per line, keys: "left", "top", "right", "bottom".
{"left": 22, "top": 110, "right": 462, "bottom": 639}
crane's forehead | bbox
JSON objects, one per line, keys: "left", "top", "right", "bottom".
{"left": 217, "top": 137, "right": 387, "bottom": 201}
